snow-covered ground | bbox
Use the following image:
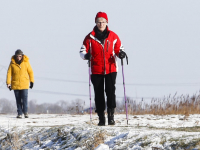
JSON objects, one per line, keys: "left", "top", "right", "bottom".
{"left": 1, "top": 114, "right": 200, "bottom": 149}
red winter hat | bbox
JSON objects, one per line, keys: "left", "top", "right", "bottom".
{"left": 95, "top": 12, "right": 108, "bottom": 23}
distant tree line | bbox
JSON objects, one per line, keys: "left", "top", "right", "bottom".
{"left": 0, "top": 98, "right": 127, "bottom": 114}
{"left": 1, "top": 93, "right": 197, "bottom": 115}
{"left": 0, "top": 98, "right": 90, "bottom": 114}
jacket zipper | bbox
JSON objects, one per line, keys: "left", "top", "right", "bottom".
{"left": 15, "top": 63, "right": 21, "bottom": 88}
{"left": 102, "top": 40, "right": 106, "bottom": 74}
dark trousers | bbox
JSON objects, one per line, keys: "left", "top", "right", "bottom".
{"left": 14, "top": 89, "right": 28, "bottom": 115}
{"left": 91, "top": 72, "right": 117, "bottom": 113}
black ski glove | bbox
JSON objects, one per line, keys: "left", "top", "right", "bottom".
{"left": 8, "top": 86, "right": 12, "bottom": 91}
{"left": 30, "top": 82, "right": 34, "bottom": 89}
{"left": 84, "top": 52, "right": 91, "bottom": 60}
{"left": 118, "top": 51, "right": 126, "bottom": 59}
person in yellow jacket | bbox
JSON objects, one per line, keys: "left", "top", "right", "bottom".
{"left": 6, "top": 49, "right": 34, "bottom": 118}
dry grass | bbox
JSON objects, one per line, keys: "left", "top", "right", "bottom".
{"left": 85, "top": 130, "right": 106, "bottom": 150}
{"left": 118, "top": 93, "right": 200, "bottom": 115}
{"left": 93, "top": 130, "right": 106, "bottom": 148}
{"left": 1, "top": 132, "right": 23, "bottom": 150}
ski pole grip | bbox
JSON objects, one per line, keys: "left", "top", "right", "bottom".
{"left": 126, "top": 54, "right": 128, "bottom": 65}
{"left": 121, "top": 58, "right": 123, "bottom": 66}
{"left": 88, "top": 60, "right": 91, "bottom": 67}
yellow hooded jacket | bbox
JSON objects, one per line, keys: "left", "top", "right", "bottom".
{"left": 6, "top": 55, "right": 34, "bottom": 90}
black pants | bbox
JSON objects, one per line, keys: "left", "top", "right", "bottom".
{"left": 91, "top": 72, "right": 117, "bottom": 113}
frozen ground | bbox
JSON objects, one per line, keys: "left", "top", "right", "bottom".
{"left": 1, "top": 114, "right": 200, "bottom": 149}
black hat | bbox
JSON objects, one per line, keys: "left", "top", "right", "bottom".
{"left": 15, "top": 49, "right": 23, "bottom": 55}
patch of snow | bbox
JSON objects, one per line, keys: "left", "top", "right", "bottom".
{"left": 94, "top": 144, "right": 109, "bottom": 150}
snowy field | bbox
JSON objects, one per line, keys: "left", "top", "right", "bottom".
{"left": 1, "top": 114, "right": 200, "bottom": 150}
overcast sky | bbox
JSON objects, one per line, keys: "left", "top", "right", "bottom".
{"left": 0, "top": 0, "right": 200, "bottom": 106}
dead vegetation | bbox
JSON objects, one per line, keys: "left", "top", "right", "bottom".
{"left": 117, "top": 92, "right": 200, "bottom": 115}
{"left": 0, "top": 131, "right": 23, "bottom": 150}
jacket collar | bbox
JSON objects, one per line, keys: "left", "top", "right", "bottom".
{"left": 11, "top": 55, "right": 29, "bottom": 64}
{"left": 90, "top": 26, "right": 110, "bottom": 44}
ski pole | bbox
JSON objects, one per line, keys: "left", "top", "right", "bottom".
{"left": 121, "top": 54, "right": 128, "bottom": 125}
{"left": 87, "top": 42, "right": 92, "bottom": 123}
{"left": 88, "top": 59, "right": 92, "bottom": 123}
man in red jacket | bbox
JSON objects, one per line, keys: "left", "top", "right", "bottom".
{"left": 80, "top": 12, "right": 127, "bottom": 126}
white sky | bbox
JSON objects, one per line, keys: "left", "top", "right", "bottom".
{"left": 0, "top": 0, "right": 200, "bottom": 105}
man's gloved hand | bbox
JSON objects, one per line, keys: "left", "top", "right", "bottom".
{"left": 84, "top": 52, "right": 91, "bottom": 60}
{"left": 118, "top": 51, "right": 126, "bottom": 59}
{"left": 30, "top": 82, "right": 34, "bottom": 89}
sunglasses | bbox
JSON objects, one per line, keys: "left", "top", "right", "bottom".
{"left": 97, "top": 22, "right": 107, "bottom": 24}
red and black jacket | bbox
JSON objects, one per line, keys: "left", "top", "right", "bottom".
{"left": 80, "top": 26, "right": 124, "bottom": 75}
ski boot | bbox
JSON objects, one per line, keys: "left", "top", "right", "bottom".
{"left": 97, "top": 112, "right": 105, "bottom": 126}
{"left": 107, "top": 108, "right": 115, "bottom": 125}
